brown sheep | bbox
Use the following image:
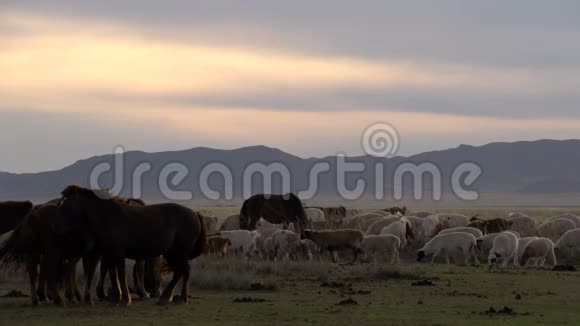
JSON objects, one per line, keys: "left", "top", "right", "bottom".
{"left": 206, "top": 236, "right": 232, "bottom": 256}
{"left": 302, "top": 229, "right": 363, "bottom": 263}
{"left": 468, "top": 217, "right": 513, "bottom": 235}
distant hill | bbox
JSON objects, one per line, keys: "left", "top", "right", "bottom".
{"left": 1, "top": 139, "right": 580, "bottom": 205}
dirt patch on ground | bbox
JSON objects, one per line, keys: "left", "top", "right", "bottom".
{"left": 250, "top": 282, "right": 277, "bottom": 291}
{"left": 411, "top": 280, "right": 435, "bottom": 287}
{"left": 478, "top": 306, "right": 531, "bottom": 317}
{"left": 552, "top": 265, "right": 576, "bottom": 272}
{"left": 335, "top": 297, "right": 359, "bottom": 306}
{"left": 0, "top": 290, "right": 28, "bottom": 298}
{"left": 445, "top": 290, "right": 487, "bottom": 299}
{"left": 233, "top": 297, "right": 270, "bottom": 303}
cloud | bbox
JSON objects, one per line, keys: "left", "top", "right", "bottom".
{"left": 1, "top": 5, "right": 580, "bottom": 172}
{"left": 2, "top": 11, "right": 578, "bottom": 105}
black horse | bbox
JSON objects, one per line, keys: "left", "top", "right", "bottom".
{"left": 240, "top": 194, "right": 309, "bottom": 235}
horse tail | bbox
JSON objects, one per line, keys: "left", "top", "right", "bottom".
{"left": 191, "top": 213, "right": 207, "bottom": 259}
{"left": 0, "top": 229, "right": 27, "bottom": 271}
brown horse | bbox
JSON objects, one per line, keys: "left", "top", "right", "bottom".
{"left": 96, "top": 197, "right": 163, "bottom": 301}
{"left": 0, "top": 204, "right": 96, "bottom": 306}
{"left": 58, "top": 185, "right": 206, "bottom": 305}
{"left": 240, "top": 194, "right": 309, "bottom": 235}
{"left": 0, "top": 201, "right": 34, "bottom": 235}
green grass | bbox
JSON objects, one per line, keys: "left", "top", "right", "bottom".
{"left": 1, "top": 259, "right": 580, "bottom": 326}
{"left": 2, "top": 206, "right": 580, "bottom": 325}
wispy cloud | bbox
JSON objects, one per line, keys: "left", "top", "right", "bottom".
{"left": 1, "top": 6, "right": 580, "bottom": 173}
{"left": 2, "top": 11, "right": 578, "bottom": 105}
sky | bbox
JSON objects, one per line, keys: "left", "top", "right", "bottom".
{"left": 1, "top": 1, "right": 580, "bottom": 173}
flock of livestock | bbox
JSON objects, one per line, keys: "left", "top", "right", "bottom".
{"left": 1, "top": 187, "right": 580, "bottom": 308}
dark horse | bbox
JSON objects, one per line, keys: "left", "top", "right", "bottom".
{"left": 96, "top": 197, "right": 163, "bottom": 301}
{"left": 240, "top": 194, "right": 309, "bottom": 235}
{"left": 0, "top": 201, "right": 34, "bottom": 235}
{"left": 58, "top": 185, "right": 207, "bottom": 305}
{"left": 0, "top": 203, "right": 95, "bottom": 306}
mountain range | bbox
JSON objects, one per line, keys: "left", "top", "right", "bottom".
{"left": 1, "top": 139, "right": 579, "bottom": 205}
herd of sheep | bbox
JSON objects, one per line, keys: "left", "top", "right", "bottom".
{"left": 205, "top": 208, "right": 580, "bottom": 268}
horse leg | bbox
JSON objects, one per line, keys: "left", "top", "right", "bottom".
{"left": 175, "top": 260, "right": 190, "bottom": 304}
{"left": 106, "top": 258, "right": 121, "bottom": 304}
{"left": 351, "top": 247, "right": 360, "bottom": 264}
{"left": 64, "top": 259, "right": 82, "bottom": 303}
{"left": 96, "top": 258, "right": 107, "bottom": 301}
{"left": 45, "top": 254, "right": 65, "bottom": 307}
{"left": 117, "top": 259, "right": 131, "bottom": 306}
{"left": 158, "top": 254, "right": 182, "bottom": 305}
{"left": 145, "top": 257, "right": 162, "bottom": 298}
{"left": 26, "top": 256, "right": 39, "bottom": 306}
{"left": 82, "top": 254, "right": 99, "bottom": 305}
{"left": 134, "top": 260, "right": 150, "bottom": 300}
{"left": 37, "top": 256, "right": 48, "bottom": 302}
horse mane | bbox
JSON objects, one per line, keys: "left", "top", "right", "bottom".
{"left": 119, "top": 197, "right": 146, "bottom": 206}
{"left": 61, "top": 185, "right": 112, "bottom": 200}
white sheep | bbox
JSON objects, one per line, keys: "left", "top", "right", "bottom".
{"left": 256, "top": 218, "right": 285, "bottom": 230}
{"left": 365, "top": 216, "right": 402, "bottom": 235}
{"left": 262, "top": 237, "right": 275, "bottom": 260}
{"left": 519, "top": 238, "right": 557, "bottom": 267}
{"left": 512, "top": 237, "right": 539, "bottom": 266}
{"left": 300, "top": 239, "right": 320, "bottom": 260}
{"left": 369, "top": 210, "right": 393, "bottom": 217}
{"left": 538, "top": 218, "right": 576, "bottom": 242}
{"left": 489, "top": 231, "right": 519, "bottom": 267}
{"left": 255, "top": 226, "right": 281, "bottom": 258}
{"left": 417, "top": 232, "right": 480, "bottom": 265}
{"left": 554, "top": 228, "right": 580, "bottom": 259}
{"left": 476, "top": 233, "right": 501, "bottom": 257}
{"left": 436, "top": 214, "right": 469, "bottom": 228}
{"left": 507, "top": 216, "right": 538, "bottom": 238}
{"left": 270, "top": 230, "right": 302, "bottom": 261}
{"left": 305, "top": 208, "right": 326, "bottom": 224}
{"left": 411, "top": 211, "right": 437, "bottom": 218}
{"left": 439, "top": 227, "right": 483, "bottom": 238}
{"left": 405, "top": 215, "right": 439, "bottom": 245}
{"left": 219, "top": 214, "right": 240, "bottom": 231}
{"left": 360, "top": 235, "right": 401, "bottom": 264}
{"left": 508, "top": 212, "right": 532, "bottom": 219}
{"left": 219, "top": 230, "right": 259, "bottom": 257}
{"left": 202, "top": 216, "right": 220, "bottom": 236}
{"left": 303, "top": 229, "right": 364, "bottom": 263}
{"left": 548, "top": 214, "right": 580, "bottom": 228}
{"left": 342, "top": 213, "right": 384, "bottom": 230}
{"left": 379, "top": 220, "right": 413, "bottom": 248}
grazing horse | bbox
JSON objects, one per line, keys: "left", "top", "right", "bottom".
{"left": 240, "top": 194, "right": 309, "bottom": 235}
{"left": 0, "top": 201, "right": 34, "bottom": 235}
{"left": 58, "top": 185, "right": 206, "bottom": 305}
